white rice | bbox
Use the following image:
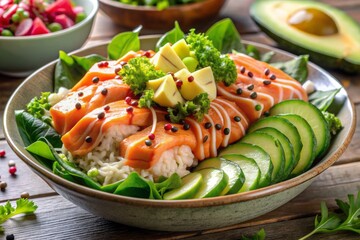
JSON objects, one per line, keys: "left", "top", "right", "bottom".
{"left": 64, "top": 125, "right": 197, "bottom": 185}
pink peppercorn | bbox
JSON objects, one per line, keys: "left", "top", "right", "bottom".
{"left": 0, "top": 149, "right": 5, "bottom": 157}
{"left": 9, "top": 166, "right": 16, "bottom": 175}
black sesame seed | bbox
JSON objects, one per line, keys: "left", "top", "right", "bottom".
{"left": 264, "top": 68, "right": 270, "bottom": 76}
{"left": 270, "top": 74, "right": 276, "bottom": 80}
{"left": 247, "top": 84, "right": 254, "bottom": 90}
{"left": 250, "top": 92, "right": 257, "bottom": 99}
{"left": 236, "top": 88, "right": 243, "bottom": 95}
{"left": 215, "top": 124, "right": 222, "bottom": 130}
{"left": 171, "top": 126, "right": 178, "bottom": 133}
{"left": 101, "top": 88, "right": 108, "bottom": 96}
{"left": 234, "top": 116, "right": 241, "bottom": 122}
{"left": 104, "top": 105, "right": 110, "bottom": 111}
{"left": 204, "top": 122, "right": 212, "bottom": 129}
{"left": 75, "top": 102, "right": 81, "bottom": 110}
{"left": 92, "top": 76, "right": 99, "bottom": 83}
{"left": 145, "top": 140, "right": 152, "bottom": 146}
{"left": 98, "top": 112, "right": 105, "bottom": 120}
{"left": 223, "top": 128, "right": 230, "bottom": 135}
{"left": 203, "top": 135, "right": 209, "bottom": 143}
{"left": 183, "top": 123, "right": 190, "bottom": 130}
{"left": 78, "top": 92, "right": 84, "bottom": 97}
{"left": 6, "top": 234, "right": 15, "bottom": 240}
{"left": 85, "top": 136, "right": 92, "bottom": 143}
{"left": 263, "top": 80, "right": 271, "bottom": 85}
{"left": 255, "top": 104, "right": 262, "bottom": 111}
{"left": 240, "top": 66, "right": 246, "bottom": 74}
{"left": 247, "top": 71, "right": 254, "bottom": 78}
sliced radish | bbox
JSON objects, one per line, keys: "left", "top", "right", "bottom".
{"left": 54, "top": 14, "right": 74, "bottom": 29}
{"left": 30, "top": 17, "right": 49, "bottom": 35}
{"left": 72, "top": 6, "right": 83, "bottom": 14}
{"left": 0, "top": 0, "right": 13, "bottom": 9}
{"left": 15, "top": 18, "right": 33, "bottom": 36}
{"left": 46, "top": 0, "right": 75, "bottom": 20}
{"left": 2, "top": 3, "right": 17, "bottom": 22}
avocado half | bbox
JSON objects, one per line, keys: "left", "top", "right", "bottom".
{"left": 250, "top": 0, "right": 360, "bottom": 73}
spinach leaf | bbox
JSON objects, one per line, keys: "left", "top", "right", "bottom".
{"left": 245, "top": 45, "right": 261, "bottom": 60}
{"left": 108, "top": 26, "right": 142, "bottom": 60}
{"left": 15, "top": 110, "right": 62, "bottom": 148}
{"left": 53, "top": 162, "right": 76, "bottom": 182}
{"left": 54, "top": 51, "right": 106, "bottom": 92}
{"left": 271, "top": 55, "right": 309, "bottom": 84}
{"left": 26, "top": 141, "right": 56, "bottom": 161}
{"left": 206, "top": 18, "right": 244, "bottom": 53}
{"left": 155, "top": 173, "right": 182, "bottom": 197}
{"left": 101, "top": 180, "right": 124, "bottom": 193}
{"left": 309, "top": 89, "right": 341, "bottom": 112}
{"left": 45, "top": 139, "right": 102, "bottom": 190}
{"left": 155, "top": 21, "right": 184, "bottom": 51}
{"left": 261, "top": 51, "right": 275, "bottom": 63}
{"left": 114, "top": 172, "right": 161, "bottom": 199}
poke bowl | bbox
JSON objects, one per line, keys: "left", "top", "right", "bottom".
{"left": 0, "top": 0, "right": 98, "bottom": 77}
{"left": 3, "top": 30, "right": 355, "bottom": 231}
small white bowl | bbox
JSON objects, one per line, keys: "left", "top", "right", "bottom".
{"left": 0, "top": 0, "right": 98, "bottom": 77}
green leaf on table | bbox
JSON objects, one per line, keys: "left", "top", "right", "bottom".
{"left": 271, "top": 55, "right": 309, "bottom": 84}
{"left": 108, "top": 26, "right": 142, "bottom": 60}
{"left": 0, "top": 198, "right": 38, "bottom": 232}
{"left": 206, "top": 18, "right": 244, "bottom": 53}
{"left": 155, "top": 21, "right": 185, "bottom": 51}
{"left": 54, "top": 51, "right": 106, "bottom": 91}
{"left": 15, "top": 110, "right": 61, "bottom": 148}
{"left": 300, "top": 191, "right": 360, "bottom": 239}
{"left": 309, "top": 89, "right": 341, "bottom": 112}
{"left": 240, "top": 228, "right": 266, "bottom": 240}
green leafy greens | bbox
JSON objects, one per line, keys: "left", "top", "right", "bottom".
{"left": 186, "top": 29, "right": 237, "bottom": 86}
{"left": 240, "top": 229, "right": 266, "bottom": 240}
{"left": 119, "top": 57, "right": 165, "bottom": 95}
{"left": 108, "top": 26, "right": 141, "bottom": 60}
{"left": 0, "top": 198, "right": 38, "bottom": 232}
{"left": 26, "top": 92, "right": 52, "bottom": 124}
{"left": 299, "top": 191, "right": 360, "bottom": 240}
{"left": 271, "top": 55, "right": 309, "bottom": 84}
{"left": 167, "top": 93, "right": 210, "bottom": 123}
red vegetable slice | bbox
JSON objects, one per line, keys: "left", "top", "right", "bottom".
{"left": 2, "top": 3, "right": 17, "bottom": 22}
{"left": 30, "top": 17, "right": 50, "bottom": 35}
{"left": 15, "top": 18, "right": 33, "bottom": 36}
{"left": 46, "top": 0, "right": 75, "bottom": 20}
{"left": 54, "top": 14, "right": 74, "bottom": 29}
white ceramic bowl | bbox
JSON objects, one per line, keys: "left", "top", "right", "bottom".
{"left": 0, "top": 0, "right": 98, "bottom": 77}
{"left": 3, "top": 37, "right": 355, "bottom": 231}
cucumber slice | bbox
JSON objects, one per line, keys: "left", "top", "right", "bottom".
{"left": 219, "top": 142, "right": 272, "bottom": 187}
{"left": 248, "top": 116, "right": 302, "bottom": 175}
{"left": 278, "top": 114, "right": 317, "bottom": 177}
{"left": 221, "top": 154, "right": 260, "bottom": 192}
{"left": 240, "top": 132, "right": 285, "bottom": 183}
{"left": 194, "top": 158, "right": 245, "bottom": 195}
{"left": 163, "top": 172, "right": 203, "bottom": 200}
{"left": 193, "top": 168, "right": 228, "bottom": 198}
{"left": 270, "top": 100, "right": 330, "bottom": 158}
{"left": 254, "top": 127, "right": 295, "bottom": 180}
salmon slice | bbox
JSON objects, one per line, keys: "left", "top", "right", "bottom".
{"left": 217, "top": 54, "right": 307, "bottom": 122}
{"left": 50, "top": 79, "right": 131, "bottom": 135}
{"left": 71, "top": 50, "right": 155, "bottom": 91}
{"left": 62, "top": 100, "right": 166, "bottom": 156}
{"left": 121, "top": 121, "right": 197, "bottom": 169}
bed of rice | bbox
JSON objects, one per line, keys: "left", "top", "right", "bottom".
{"left": 64, "top": 125, "right": 197, "bottom": 185}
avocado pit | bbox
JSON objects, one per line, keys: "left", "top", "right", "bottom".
{"left": 288, "top": 8, "right": 338, "bottom": 36}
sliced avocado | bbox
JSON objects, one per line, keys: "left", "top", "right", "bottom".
{"left": 250, "top": 0, "right": 360, "bottom": 73}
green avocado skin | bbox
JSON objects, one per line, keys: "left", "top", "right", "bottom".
{"left": 250, "top": 1, "right": 360, "bottom": 74}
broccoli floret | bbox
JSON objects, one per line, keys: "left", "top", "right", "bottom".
{"left": 26, "top": 92, "right": 52, "bottom": 125}
{"left": 186, "top": 29, "right": 237, "bottom": 86}
{"left": 323, "top": 111, "right": 343, "bottom": 136}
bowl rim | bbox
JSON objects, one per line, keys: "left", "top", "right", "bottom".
{"left": 98, "top": 0, "right": 224, "bottom": 11}
{"left": 4, "top": 36, "right": 356, "bottom": 208}
{"left": 0, "top": 0, "right": 98, "bottom": 41}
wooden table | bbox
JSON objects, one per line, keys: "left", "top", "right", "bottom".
{"left": 1, "top": 0, "right": 359, "bottom": 239}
